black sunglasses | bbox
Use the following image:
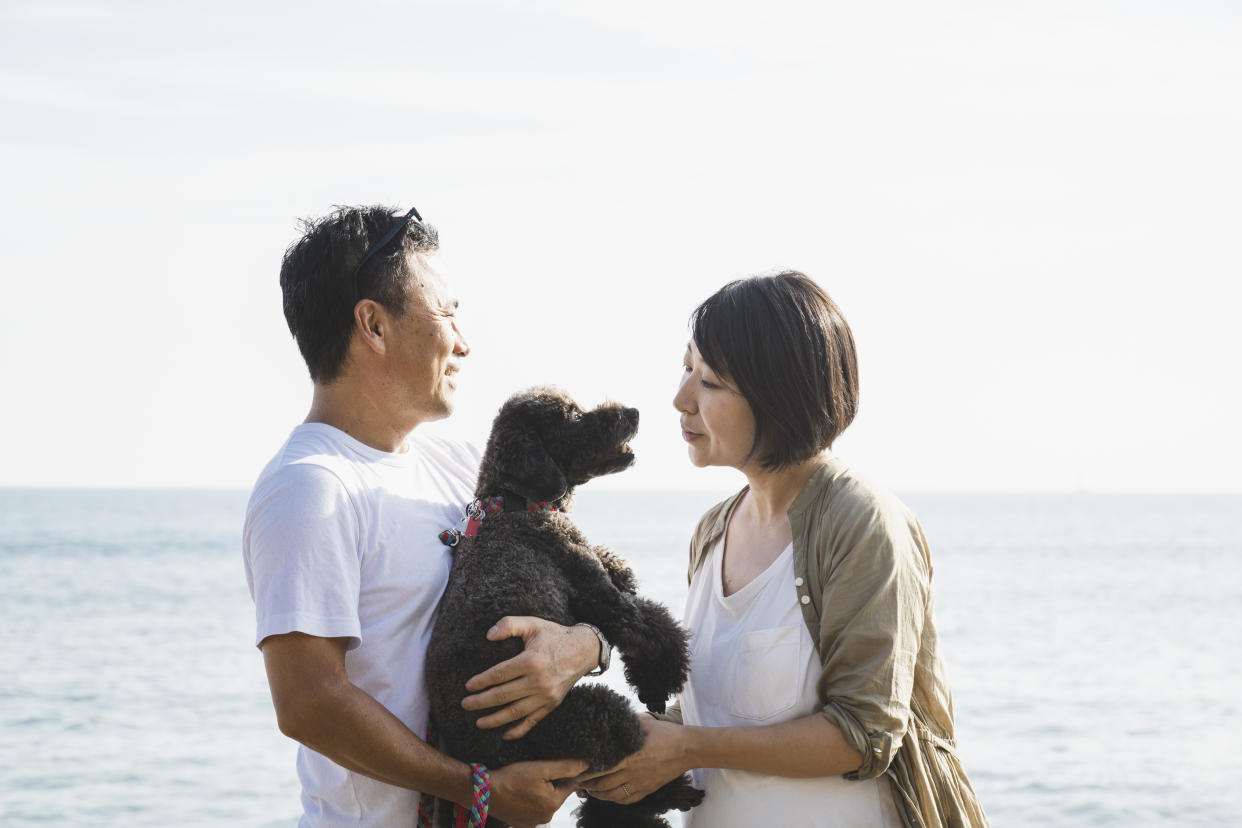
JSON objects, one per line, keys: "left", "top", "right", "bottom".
{"left": 353, "top": 205, "right": 427, "bottom": 284}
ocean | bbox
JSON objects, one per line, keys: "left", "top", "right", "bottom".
{"left": 1, "top": 488, "right": 1239, "bottom": 827}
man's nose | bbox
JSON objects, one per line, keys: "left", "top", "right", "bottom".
{"left": 453, "top": 321, "right": 470, "bottom": 357}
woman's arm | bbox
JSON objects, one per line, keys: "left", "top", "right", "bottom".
{"left": 587, "top": 482, "right": 933, "bottom": 803}
{"left": 809, "top": 491, "right": 931, "bottom": 780}
{"left": 580, "top": 712, "right": 862, "bottom": 803}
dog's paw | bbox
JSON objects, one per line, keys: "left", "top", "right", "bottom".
{"left": 668, "top": 776, "right": 705, "bottom": 811}
{"left": 638, "top": 692, "right": 667, "bottom": 715}
{"left": 623, "top": 656, "right": 684, "bottom": 715}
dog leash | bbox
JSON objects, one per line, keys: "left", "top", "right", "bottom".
{"left": 439, "top": 494, "right": 559, "bottom": 547}
{"left": 417, "top": 721, "right": 491, "bottom": 828}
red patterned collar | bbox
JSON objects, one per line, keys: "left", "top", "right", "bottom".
{"left": 439, "top": 494, "right": 559, "bottom": 547}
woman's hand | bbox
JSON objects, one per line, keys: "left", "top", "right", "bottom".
{"left": 461, "top": 616, "right": 599, "bottom": 740}
{"left": 578, "top": 716, "right": 690, "bottom": 803}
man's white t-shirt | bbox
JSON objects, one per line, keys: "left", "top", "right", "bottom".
{"left": 243, "top": 423, "right": 479, "bottom": 827}
{"left": 679, "top": 537, "right": 904, "bottom": 828}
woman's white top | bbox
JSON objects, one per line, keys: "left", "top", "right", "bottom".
{"left": 679, "top": 537, "right": 904, "bottom": 828}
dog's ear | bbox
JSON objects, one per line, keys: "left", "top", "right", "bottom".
{"left": 496, "top": 431, "right": 568, "bottom": 501}
{"left": 489, "top": 420, "right": 569, "bottom": 502}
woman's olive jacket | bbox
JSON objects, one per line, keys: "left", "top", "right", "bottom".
{"left": 669, "top": 458, "right": 988, "bottom": 828}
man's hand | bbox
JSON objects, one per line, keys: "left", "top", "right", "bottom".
{"left": 488, "top": 757, "right": 588, "bottom": 828}
{"left": 462, "top": 616, "right": 599, "bottom": 739}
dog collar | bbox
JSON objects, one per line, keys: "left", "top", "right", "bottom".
{"left": 438, "top": 494, "right": 559, "bottom": 547}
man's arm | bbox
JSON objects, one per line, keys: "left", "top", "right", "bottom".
{"left": 261, "top": 632, "right": 586, "bottom": 827}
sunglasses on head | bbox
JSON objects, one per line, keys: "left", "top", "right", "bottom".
{"left": 353, "top": 205, "right": 427, "bottom": 282}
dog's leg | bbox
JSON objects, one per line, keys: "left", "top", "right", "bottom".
{"left": 546, "top": 540, "right": 691, "bottom": 713}
{"left": 634, "top": 773, "right": 705, "bottom": 814}
{"left": 574, "top": 797, "right": 672, "bottom": 828}
{"left": 552, "top": 549, "right": 691, "bottom": 713}
{"left": 589, "top": 544, "right": 638, "bottom": 594}
{"left": 608, "top": 596, "right": 692, "bottom": 714}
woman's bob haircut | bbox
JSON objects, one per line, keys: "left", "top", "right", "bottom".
{"left": 690, "top": 271, "right": 860, "bottom": 471}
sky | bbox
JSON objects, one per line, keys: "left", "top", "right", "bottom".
{"left": 0, "top": 0, "right": 1239, "bottom": 492}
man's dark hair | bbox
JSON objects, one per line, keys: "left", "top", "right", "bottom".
{"left": 690, "top": 271, "right": 860, "bottom": 470}
{"left": 279, "top": 204, "right": 440, "bottom": 383}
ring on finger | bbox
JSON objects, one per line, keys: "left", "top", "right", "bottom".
{"left": 622, "top": 782, "right": 632, "bottom": 798}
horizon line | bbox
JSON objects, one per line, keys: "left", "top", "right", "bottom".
{"left": 1, "top": 485, "right": 1239, "bottom": 497}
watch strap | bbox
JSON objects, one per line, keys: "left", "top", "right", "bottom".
{"left": 575, "top": 622, "right": 611, "bottom": 676}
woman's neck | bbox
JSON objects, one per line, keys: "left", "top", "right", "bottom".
{"left": 740, "top": 454, "right": 827, "bottom": 523}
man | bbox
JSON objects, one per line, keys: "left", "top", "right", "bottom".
{"left": 243, "top": 205, "right": 602, "bottom": 826}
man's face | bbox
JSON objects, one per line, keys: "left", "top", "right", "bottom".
{"left": 386, "top": 252, "right": 469, "bottom": 424}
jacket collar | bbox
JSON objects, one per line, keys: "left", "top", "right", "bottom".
{"left": 696, "top": 456, "right": 846, "bottom": 556}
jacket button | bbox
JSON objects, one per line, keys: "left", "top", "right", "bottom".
{"left": 800, "top": 594, "right": 811, "bottom": 605}
{"left": 794, "top": 577, "right": 805, "bottom": 586}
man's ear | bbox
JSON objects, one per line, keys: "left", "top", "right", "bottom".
{"left": 494, "top": 426, "right": 568, "bottom": 502}
{"left": 354, "top": 300, "right": 387, "bottom": 356}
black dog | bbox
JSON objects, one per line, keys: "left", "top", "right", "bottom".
{"left": 426, "top": 387, "right": 704, "bottom": 828}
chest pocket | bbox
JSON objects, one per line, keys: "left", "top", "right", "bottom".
{"left": 729, "top": 625, "right": 802, "bottom": 720}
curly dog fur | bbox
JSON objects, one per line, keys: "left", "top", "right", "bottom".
{"left": 426, "top": 386, "right": 704, "bottom": 828}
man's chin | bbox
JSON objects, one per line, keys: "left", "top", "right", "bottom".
{"left": 409, "top": 396, "right": 455, "bottom": 427}
{"left": 429, "top": 395, "right": 456, "bottom": 421}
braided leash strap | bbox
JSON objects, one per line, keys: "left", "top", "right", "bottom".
{"left": 416, "top": 785, "right": 436, "bottom": 828}
{"left": 463, "top": 763, "right": 490, "bottom": 827}
{"left": 414, "top": 723, "right": 489, "bottom": 828}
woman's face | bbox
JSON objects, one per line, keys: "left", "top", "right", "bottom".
{"left": 673, "top": 340, "right": 758, "bottom": 469}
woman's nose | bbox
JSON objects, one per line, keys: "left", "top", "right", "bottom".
{"left": 673, "top": 371, "right": 695, "bottom": 413}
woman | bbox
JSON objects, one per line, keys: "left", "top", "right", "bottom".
{"left": 582, "top": 272, "right": 987, "bottom": 827}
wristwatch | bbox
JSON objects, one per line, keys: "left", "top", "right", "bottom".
{"left": 575, "top": 622, "right": 612, "bottom": 676}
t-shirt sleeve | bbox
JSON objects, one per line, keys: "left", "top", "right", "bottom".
{"left": 243, "top": 461, "right": 364, "bottom": 650}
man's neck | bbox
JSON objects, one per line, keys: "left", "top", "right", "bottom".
{"left": 306, "top": 380, "right": 418, "bottom": 454}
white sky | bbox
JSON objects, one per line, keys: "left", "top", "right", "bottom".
{"left": 0, "top": 0, "right": 1238, "bottom": 492}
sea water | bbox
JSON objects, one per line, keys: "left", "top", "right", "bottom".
{"left": 1, "top": 488, "right": 1239, "bottom": 826}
